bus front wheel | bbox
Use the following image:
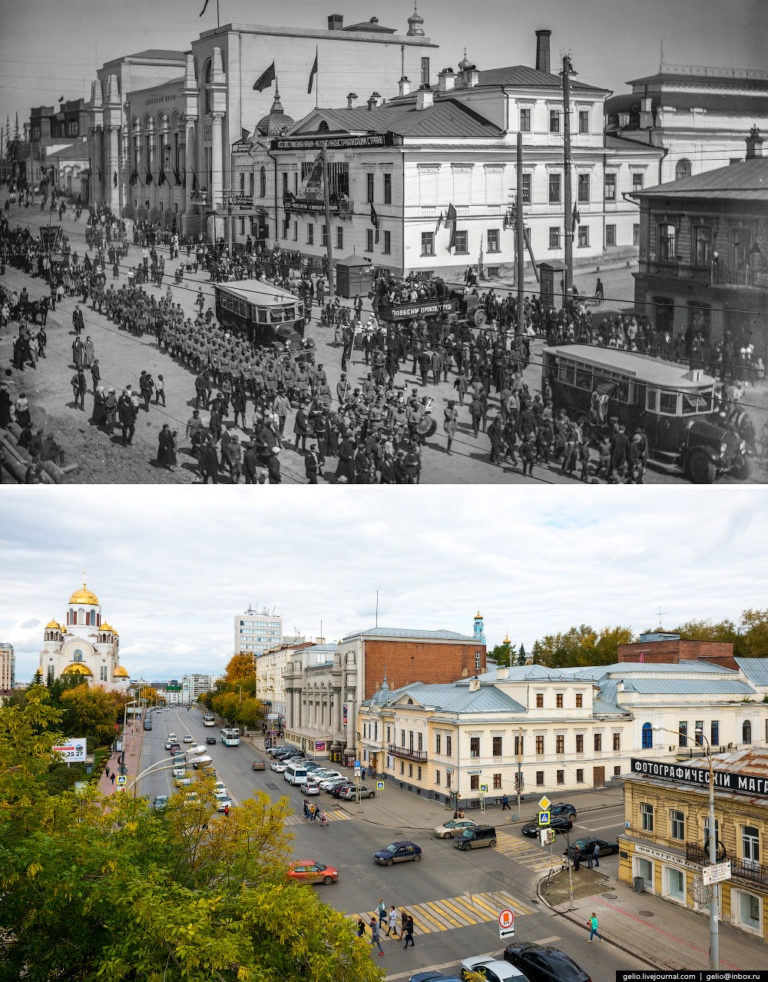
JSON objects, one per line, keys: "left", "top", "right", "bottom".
{"left": 687, "top": 450, "right": 716, "bottom": 484}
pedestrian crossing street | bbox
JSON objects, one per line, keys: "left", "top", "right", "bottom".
{"left": 352, "top": 890, "right": 534, "bottom": 936}
{"left": 283, "top": 808, "right": 351, "bottom": 827}
{"left": 495, "top": 830, "right": 564, "bottom": 872}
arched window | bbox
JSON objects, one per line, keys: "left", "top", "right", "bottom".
{"left": 675, "top": 158, "right": 692, "bottom": 181}
{"left": 743, "top": 720, "right": 752, "bottom": 744}
{"left": 641, "top": 722, "right": 653, "bottom": 749}
{"left": 260, "top": 165, "right": 266, "bottom": 198}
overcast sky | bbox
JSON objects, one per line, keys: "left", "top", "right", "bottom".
{"left": 2, "top": 486, "right": 766, "bottom": 683}
{"left": 0, "top": 0, "right": 763, "bottom": 135}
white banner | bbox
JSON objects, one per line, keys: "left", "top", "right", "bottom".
{"left": 52, "top": 738, "right": 87, "bottom": 763}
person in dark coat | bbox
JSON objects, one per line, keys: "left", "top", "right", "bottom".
{"left": 91, "top": 386, "right": 107, "bottom": 427}
{"left": 336, "top": 435, "right": 356, "bottom": 482}
{"left": 294, "top": 404, "right": 309, "bottom": 452}
{"left": 305, "top": 444, "right": 321, "bottom": 484}
{"left": 0, "top": 382, "right": 11, "bottom": 428}
{"left": 198, "top": 438, "right": 219, "bottom": 484}
{"left": 117, "top": 391, "right": 137, "bottom": 444}
{"left": 157, "top": 424, "right": 177, "bottom": 470}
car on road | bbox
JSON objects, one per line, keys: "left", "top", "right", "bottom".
{"left": 300, "top": 782, "right": 321, "bottom": 796}
{"left": 317, "top": 771, "right": 343, "bottom": 789}
{"left": 409, "top": 974, "right": 462, "bottom": 982}
{"left": 324, "top": 779, "right": 349, "bottom": 795}
{"left": 521, "top": 815, "right": 573, "bottom": 837}
{"left": 563, "top": 837, "right": 619, "bottom": 860}
{"left": 205, "top": 736, "right": 216, "bottom": 745}
{"left": 174, "top": 776, "right": 193, "bottom": 788}
{"left": 329, "top": 782, "right": 354, "bottom": 798}
{"left": 152, "top": 795, "right": 169, "bottom": 810}
{"left": 460, "top": 955, "right": 528, "bottom": 982}
{"left": 169, "top": 744, "right": 182, "bottom": 755}
{"left": 172, "top": 766, "right": 187, "bottom": 779}
{"left": 453, "top": 825, "right": 497, "bottom": 851}
{"left": 164, "top": 739, "right": 174, "bottom": 750}
{"left": 374, "top": 841, "right": 422, "bottom": 866}
{"left": 215, "top": 791, "right": 232, "bottom": 812}
{"left": 550, "top": 803, "right": 577, "bottom": 819}
{"left": 287, "top": 860, "right": 339, "bottom": 885}
{"left": 433, "top": 818, "right": 479, "bottom": 839}
{"left": 271, "top": 761, "right": 289, "bottom": 772}
{"left": 183, "top": 735, "right": 193, "bottom": 743}
{"left": 339, "top": 785, "right": 375, "bottom": 800}
{"left": 504, "top": 941, "right": 590, "bottom": 982}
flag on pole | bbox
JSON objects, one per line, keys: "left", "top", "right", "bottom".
{"left": 113, "top": 171, "right": 118, "bottom": 188}
{"left": 158, "top": 169, "right": 166, "bottom": 187}
{"left": 199, "top": 0, "right": 209, "bottom": 15}
{"left": 370, "top": 203, "right": 378, "bottom": 228}
{"left": 308, "top": 48, "right": 318, "bottom": 94}
{"left": 435, "top": 211, "right": 444, "bottom": 233}
{"left": 253, "top": 62, "right": 276, "bottom": 93}
{"left": 571, "top": 202, "right": 581, "bottom": 233}
{"left": 145, "top": 170, "right": 153, "bottom": 186}
{"left": 446, "top": 202, "right": 457, "bottom": 250}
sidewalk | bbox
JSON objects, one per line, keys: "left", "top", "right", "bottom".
{"left": 540, "top": 865, "right": 767, "bottom": 971}
{"left": 95, "top": 719, "right": 144, "bottom": 798}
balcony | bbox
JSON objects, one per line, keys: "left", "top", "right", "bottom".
{"left": 686, "top": 842, "right": 728, "bottom": 864}
{"left": 730, "top": 857, "right": 768, "bottom": 888}
{"left": 639, "top": 259, "right": 768, "bottom": 290}
{"left": 388, "top": 743, "right": 428, "bottom": 762}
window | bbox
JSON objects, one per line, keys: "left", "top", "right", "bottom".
{"left": 383, "top": 172, "right": 391, "bottom": 204}
{"left": 575, "top": 693, "right": 583, "bottom": 708}
{"left": 421, "top": 231, "right": 434, "bottom": 256}
{"left": 688, "top": 301, "right": 711, "bottom": 339}
{"left": 421, "top": 57, "right": 430, "bottom": 87}
{"left": 667, "top": 867, "right": 685, "bottom": 902}
{"left": 606, "top": 224, "right": 616, "bottom": 247}
{"left": 576, "top": 768, "right": 584, "bottom": 782}
{"left": 521, "top": 173, "right": 531, "bottom": 203}
{"left": 578, "top": 225, "right": 589, "bottom": 248}
{"left": 536, "top": 771, "right": 544, "bottom": 786}
{"left": 382, "top": 230, "right": 391, "bottom": 254}
{"left": 493, "top": 773, "right": 502, "bottom": 789}
{"left": 366, "top": 229, "right": 374, "bottom": 253}
{"left": 454, "top": 230, "right": 468, "bottom": 254}
{"left": 435, "top": 733, "right": 441, "bottom": 754}
{"left": 417, "top": 765, "right": 422, "bottom": 780}
{"left": 446, "top": 771, "right": 451, "bottom": 788}
{"left": 578, "top": 173, "right": 590, "bottom": 203}
{"left": 743, "top": 720, "right": 753, "bottom": 744}
{"left": 556, "top": 735, "right": 565, "bottom": 754}
{"left": 487, "top": 229, "right": 500, "bottom": 253}
{"left": 321, "top": 224, "right": 328, "bottom": 248}
{"left": 578, "top": 109, "right": 589, "bottom": 134}
{"left": 470, "top": 774, "right": 479, "bottom": 790}
{"left": 693, "top": 226, "right": 712, "bottom": 265}
{"left": 470, "top": 737, "right": 480, "bottom": 758}
{"left": 366, "top": 172, "right": 374, "bottom": 203}
{"left": 594, "top": 733, "right": 602, "bottom": 752}
{"left": 259, "top": 165, "right": 266, "bottom": 198}
{"left": 475, "top": 651, "right": 481, "bottom": 672}
{"left": 694, "top": 722, "right": 704, "bottom": 746}
{"left": 306, "top": 224, "right": 314, "bottom": 245}
{"left": 556, "top": 693, "right": 564, "bottom": 708}
{"left": 632, "top": 172, "right": 644, "bottom": 192}
{"left": 738, "top": 892, "right": 761, "bottom": 931}
{"left": 548, "top": 173, "right": 561, "bottom": 203}
{"left": 446, "top": 736, "right": 452, "bottom": 757}
{"left": 613, "top": 733, "right": 621, "bottom": 752}
{"left": 386, "top": 726, "right": 391, "bottom": 743}
{"left": 336, "top": 226, "right": 343, "bottom": 251}
{"left": 400, "top": 729, "right": 405, "bottom": 747}
{"left": 400, "top": 761, "right": 404, "bottom": 774}
{"left": 678, "top": 722, "right": 687, "bottom": 747}
{"left": 711, "top": 720, "right": 719, "bottom": 746}
{"left": 576, "top": 734, "right": 584, "bottom": 753}
{"left": 604, "top": 173, "right": 616, "bottom": 201}
{"left": 613, "top": 765, "right": 621, "bottom": 776}
{"left": 642, "top": 722, "right": 653, "bottom": 749}
{"left": 548, "top": 227, "right": 560, "bottom": 249}
{"left": 670, "top": 809, "right": 685, "bottom": 841}
{"left": 557, "top": 770, "right": 565, "bottom": 784}
{"left": 659, "top": 223, "right": 676, "bottom": 261}
{"left": 536, "top": 692, "right": 544, "bottom": 708}
{"left": 435, "top": 769, "right": 441, "bottom": 785}
{"left": 535, "top": 736, "right": 544, "bottom": 755}
{"left": 492, "top": 736, "right": 502, "bottom": 757}
{"left": 633, "top": 223, "right": 640, "bottom": 246}
{"left": 641, "top": 802, "right": 654, "bottom": 832}
{"left": 409, "top": 763, "right": 413, "bottom": 777}
{"left": 519, "top": 108, "right": 531, "bottom": 132}
{"left": 514, "top": 735, "right": 524, "bottom": 756}
{"left": 549, "top": 109, "right": 560, "bottom": 133}
{"left": 417, "top": 732, "right": 423, "bottom": 751}
{"left": 675, "top": 158, "right": 692, "bottom": 181}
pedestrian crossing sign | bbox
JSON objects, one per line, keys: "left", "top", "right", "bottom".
{"left": 538, "top": 810, "right": 550, "bottom": 825}
{"left": 117, "top": 775, "right": 126, "bottom": 786}
{"left": 480, "top": 783, "right": 488, "bottom": 793}
{"left": 376, "top": 781, "right": 384, "bottom": 790}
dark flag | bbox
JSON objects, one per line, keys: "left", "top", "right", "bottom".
{"left": 192, "top": 171, "right": 199, "bottom": 192}
{"left": 158, "top": 170, "right": 166, "bottom": 187}
{"left": 199, "top": 0, "right": 209, "bottom": 15}
{"left": 173, "top": 166, "right": 182, "bottom": 185}
{"left": 145, "top": 171, "right": 153, "bottom": 186}
{"left": 370, "top": 203, "right": 378, "bottom": 228}
{"left": 307, "top": 48, "right": 318, "bottom": 94}
{"left": 113, "top": 171, "right": 117, "bottom": 188}
{"left": 435, "top": 211, "right": 444, "bottom": 233}
{"left": 253, "top": 62, "right": 276, "bottom": 93}
{"left": 446, "top": 202, "right": 457, "bottom": 250}
{"left": 571, "top": 202, "right": 581, "bottom": 234}
{"left": 129, "top": 169, "right": 138, "bottom": 187}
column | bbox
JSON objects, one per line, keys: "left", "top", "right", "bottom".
{"left": 91, "top": 128, "right": 103, "bottom": 205}
{"left": 106, "top": 125, "right": 119, "bottom": 211}
{"left": 184, "top": 116, "right": 196, "bottom": 216}
{"left": 210, "top": 112, "right": 223, "bottom": 237}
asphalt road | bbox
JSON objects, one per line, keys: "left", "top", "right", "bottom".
{"left": 140, "top": 706, "right": 647, "bottom": 980}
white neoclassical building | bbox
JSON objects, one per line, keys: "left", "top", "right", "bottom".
{"left": 38, "top": 579, "right": 131, "bottom": 692}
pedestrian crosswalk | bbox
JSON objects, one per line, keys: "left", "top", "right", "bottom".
{"left": 495, "top": 830, "right": 564, "bottom": 872}
{"left": 351, "top": 889, "right": 533, "bottom": 937}
{"left": 284, "top": 808, "right": 351, "bottom": 827}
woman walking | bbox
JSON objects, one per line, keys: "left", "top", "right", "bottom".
{"left": 586, "top": 911, "right": 603, "bottom": 942}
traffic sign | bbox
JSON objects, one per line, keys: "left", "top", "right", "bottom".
{"left": 376, "top": 781, "right": 384, "bottom": 790}
{"left": 354, "top": 761, "right": 360, "bottom": 768}
{"left": 480, "top": 783, "right": 488, "bottom": 793}
{"left": 117, "top": 775, "right": 127, "bottom": 786}
{"left": 539, "top": 810, "right": 550, "bottom": 825}
{"left": 538, "top": 796, "right": 551, "bottom": 811}
{"left": 498, "top": 908, "right": 515, "bottom": 939}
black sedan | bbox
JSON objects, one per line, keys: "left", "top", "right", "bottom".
{"left": 521, "top": 815, "right": 573, "bottom": 837}
{"left": 504, "top": 941, "right": 589, "bottom": 982}
{"left": 563, "top": 837, "right": 619, "bottom": 859}
{"left": 550, "top": 803, "right": 577, "bottom": 819}
{"left": 205, "top": 736, "right": 216, "bottom": 745}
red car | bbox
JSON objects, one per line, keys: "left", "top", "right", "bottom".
{"left": 287, "top": 860, "right": 339, "bottom": 885}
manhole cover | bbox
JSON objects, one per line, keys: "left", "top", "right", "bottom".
{"left": 265, "top": 782, "right": 279, "bottom": 791}
{"left": 639, "top": 910, "right": 654, "bottom": 917}
{"left": 602, "top": 893, "right": 617, "bottom": 899}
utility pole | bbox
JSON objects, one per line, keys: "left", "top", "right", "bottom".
{"left": 562, "top": 54, "right": 574, "bottom": 302}
{"left": 516, "top": 726, "right": 523, "bottom": 817}
{"left": 320, "top": 140, "right": 335, "bottom": 301}
{"left": 516, "top": 131, "right": 524, "bottom": 334}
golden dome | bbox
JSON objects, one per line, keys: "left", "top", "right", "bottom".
{"left": 46, "top": 618, "right": 61, "bottom": 630}
{"left": 113, "top": 666, "right": 129, "bottom": 678}
{"left": 101, "top": 623, "right": 114, "bottom": 634}
{"left": 503, "top": 635, "right": 511, "bottom": 645}
{"left": 63, "top": 663, "right": 93, "bottom": 676}
{"left": 69, "top": 580, "right": 99, "bottom": 606}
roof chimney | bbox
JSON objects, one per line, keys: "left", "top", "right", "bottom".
{"left": 438, "top": 67, "right": 455, "bottom": 93}
{"left": 535, "top": 29, "right": 551, "bottom": 73}
{"left": 328, "top": 13, "right": 343, "bottom": 30}
{"left": 367, "top": 91, "right": 383, "bottom": 110}
{"left": 416, "top": 87, "right": 433, "bottom": 110}
{"left": 468, "top": 677, "right": 480, "bottom": 691}
{"left": 398, "top": 76, "right": 411, "bottom": 97}
{"left": 746, "top": 125, "right": 764, "bottom": 159}
{"left": 346, "top": 92, "right": 358, "bottom": 109}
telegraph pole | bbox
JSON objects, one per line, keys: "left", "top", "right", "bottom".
{"left": 562, "top": 54, "right": 574, "bottom": 302}
{"left": 320, "top": 140, "right": 335, "bottom": 301}
{"left": 516, "top": 131, "right": 524, "bottom": 333}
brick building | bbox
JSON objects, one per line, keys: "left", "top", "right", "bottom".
{"left": 618, "top": 631, "right": 738, "bottom": 671}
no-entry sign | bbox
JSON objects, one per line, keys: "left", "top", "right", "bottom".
{"left": 498, "top": 908, "right": 515, "bottom": 939}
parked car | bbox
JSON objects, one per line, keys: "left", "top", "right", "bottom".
{"left": 409, "top": 974, "right": 462, "bottom": 982}
{"left": 339, "top": 785, "right": 375, "bottom": 800}
{"left": 521, "top": 816, "right": 573, "bottom": 837}
{"left": 287, "top": 860, "right": 339, "bottom": 885}
{"left": 324, "top": 780, "right": 349, "bottom": 795}
{"left": 329, "top": 783, "right": 354, "bottom": 798}
{"left": 213, "top": 782, "right": 227, "bottom": 794}
{"left": 563, "top": 837, "right": 619, "bottom": 860}
{"left": 271, "top": 761, "right": 289, "bottom": 773}
{"left": 504, "top": 941, "right": 590, "bottom": 982}
{"left": 174, "top": 776, "right": 193, "bottom": 788}
{"left": 152, "top": 794, "right": 169, "bottom": 810}
{"left": 374, "top": 841, "right": 422, "bottom": 866}
{"left": 433, "top": 818, "right": 478, "bottom": 839}
{"left": 205, "top": 736, "right": 216, "bottom": 745}
{"left": 215, "top": 791, "right": 232, "bottom": 812}
{"left": 460, "top": 955, "right": 528, "bottom": 982}
{"left": 317, "top": 771, "right": 343, "bottom": 788}
{"left": 300, "top": 782, "right": 321, "bottom": 796}
{"left": 550, "top": 803, "right": 577, "bottom": 819}
{"left": 453, "top": 825, "right": 497, "bottom": 851}
{"left": 172, "top": 766, "right": 187, "bottom": 779}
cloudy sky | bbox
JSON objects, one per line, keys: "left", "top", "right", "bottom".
{"left": 1, "top": 0, "right": 763, "bottom": 135}
{"left": 1, "top": 486, "right": 766, "bottom": 683}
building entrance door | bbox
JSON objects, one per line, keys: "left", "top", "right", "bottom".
{"left": 593, "top": 766, "right": 605, "bottom": 787}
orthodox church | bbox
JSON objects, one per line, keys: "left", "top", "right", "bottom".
{"left": 38, "top": 579, "right": 132, "bottom": 691}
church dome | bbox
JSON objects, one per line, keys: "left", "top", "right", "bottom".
{"left": 69, "top": 580, "right": 99, "bottom": 605}
{"left": 113, "top": 665, "right": 129, "bottom": 678}
{"left": 101, "top": 623, "right": 114, "bottom": 634}
{"left": 63, "top": 663, "right": 93, "bottom": 676}
{"left": 256, "top": 90, "right": 295, "bottom": 138}
{"left": 46, "top": 618, "right": 61, "bottom": 630}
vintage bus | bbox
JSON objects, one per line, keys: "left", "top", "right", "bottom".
{"left": 214, "top": 279, "right": 305, "bottom": 349}
{"left": 203, "top": 714, "right": 215, "bottom": 727}
{"left": 221, "top": 728, "right": 240, "bottom": 747}
{"left": 542, "top": 344, "right": 751, "bottom": 483}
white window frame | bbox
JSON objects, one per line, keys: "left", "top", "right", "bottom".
{"left": 733, "top": 889, "right": 762, "bottom": 936}
{"left": 664, "top": 865, "right": 686, "bottom": 905}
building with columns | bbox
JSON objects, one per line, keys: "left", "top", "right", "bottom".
{"left": 254, "top": 640, "right": 318, "bottom": 723}
{"left": 37, "top": 579, "right": 131, "bottom": 692}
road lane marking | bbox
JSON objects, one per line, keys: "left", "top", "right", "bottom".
{"left": 349, "top": 889, "right": 533, "bottom": 937}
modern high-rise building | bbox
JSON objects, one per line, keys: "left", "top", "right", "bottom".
{"left": 234, "top": 606, "right": 283, "bottom": 657}
{"left": 0, "top": 642, "right": 15, "bottom": 691}
{"left": 182, "top": 674, "right": 214, "bottom": 702}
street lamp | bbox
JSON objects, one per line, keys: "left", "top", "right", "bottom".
{"left": 652, "top": 724, "right": 718, "bottom": 970}
{"left": 131, "top": 745, "right": 208, "bottom": 797}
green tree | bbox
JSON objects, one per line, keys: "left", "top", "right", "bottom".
{"left": 739, "top": 609, "right": 768, "bottom": 657}
{"left": 516, "top": 644, "right": 527, "bottom": 666}
{"left": 531, "top": 640, "right": 543, "bottom": 664}
{"left": 490, "top": 641, "right": 512, "bottom": 667}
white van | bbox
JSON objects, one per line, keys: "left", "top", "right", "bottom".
{"left": 284, "top": 763, "right": 308, "bottom": 785}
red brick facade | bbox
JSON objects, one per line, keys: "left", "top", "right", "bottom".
{"left": 363, "top": 639, "right": 486, "bottom": 700}
{"left": 617, "top": 639, "right": 737, "bottom": 670}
